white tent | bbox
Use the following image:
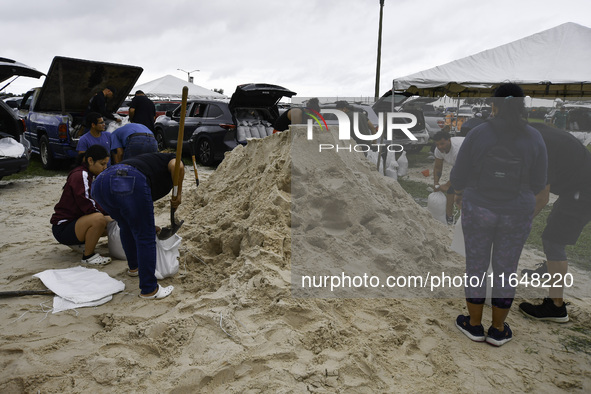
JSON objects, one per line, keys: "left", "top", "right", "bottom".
{"left": 132, "top": 74, "right": 227, "bottom": 99}
{"left": 393, "top": 22, "right": 591, "bottom": 98}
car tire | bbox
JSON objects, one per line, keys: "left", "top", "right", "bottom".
{"left": 154, "top": 129, "right": 166, "bottom": 151}
{"left": 39, "top": 135, "right": 55, "bottom": 170}
{"left": 196, "top": 137, "right": 214, "bottom": 166}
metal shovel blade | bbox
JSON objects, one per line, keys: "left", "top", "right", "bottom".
{"left": 158, "top": 219, "right": 184, "bottom": 240}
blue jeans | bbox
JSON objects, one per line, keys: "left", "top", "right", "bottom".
{"left": 124, "top": 135, "right": 158, "bottom": 160}
{"left": 91, "top": 164, "right": 158, "bottom": 295}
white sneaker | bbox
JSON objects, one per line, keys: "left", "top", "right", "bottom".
{"left": 81, "top": 253, "right": 112, "bottom": 266}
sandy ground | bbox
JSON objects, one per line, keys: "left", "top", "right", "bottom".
{"left": 1, "top": 128, "right": 590, "bottom": 393}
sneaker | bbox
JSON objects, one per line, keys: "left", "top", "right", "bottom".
{"left": 486, "top": 323, "right": 513, "bottom": 346}
{"left": 521, "top": 261, "right": 547, "bottom": 277}
{"left": 519, "top": 298, "right": 569, "bottom": 323}
{"left": 446, "top": 215, "right": 454, "bottom": 225}
{"left": 455, "top": 315, "right": 485, "bottom": 342}
{"left": 81, "top": 253, "right": 112, "bottom": 266}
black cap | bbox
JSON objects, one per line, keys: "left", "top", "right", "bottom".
{"left": 106, "top": 86, "right": 116, "bottom": 94}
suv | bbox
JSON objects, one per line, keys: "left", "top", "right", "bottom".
{"left": 154, "top": 83, "right": 295, "bottom": 165}
{"left": 0, "top": 58, "right": 44, "bottom": 179}
{"left": 372, "top": 90, "right": 430, "bottom": 152}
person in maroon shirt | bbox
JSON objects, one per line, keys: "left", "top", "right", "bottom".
{"left": 50, "top": 145, "right": 113, "bottom": 265}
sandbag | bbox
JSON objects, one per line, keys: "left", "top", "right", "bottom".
{"left": 107, "top": 221, "right": 127, "bottom": 260}
{"left": 155, "top": 234, "right": 181, "bottom": 279}
{"left": 108, "top": 221, "right": 180, "bottom": 280}
{"left": 427, "top": 191, "right": 447, "bottom": 224}
{"left": 397, "top": 151, "right": 408, "bottom": 176}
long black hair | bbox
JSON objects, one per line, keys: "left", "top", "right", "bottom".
{"left": 75, "top": 144, "right": 109, "bottom": 167}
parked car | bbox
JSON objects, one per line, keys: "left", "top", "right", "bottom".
{"left": 154, "top": 83, "right": 295, "bottom": 165}
{"left": 116, "top": 99, "right": 132, "bottom": 116}
{"left": 19, "top": 56, "right": 142, "bottom": 169}
{"left": 372, "top": 90, "right": 431, "bottom": 152}
{"left": 154, "top": 100, "right": 181, "bottom": 117}
{"left": 0, "top": 58, "right": 44, "bottom": 179}
{"left": 3, "top": 96, "right": 23, "bottom": 111}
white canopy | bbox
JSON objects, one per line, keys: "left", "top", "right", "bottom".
{"left": 132, "top": 74, "right": 227, "bottom": 99}
{"left": 393, "top": 22, "right": 591, "bottom": 98}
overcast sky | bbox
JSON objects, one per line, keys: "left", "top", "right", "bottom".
{"left": 2, "top": 0, "right": 590, "bottom": 100}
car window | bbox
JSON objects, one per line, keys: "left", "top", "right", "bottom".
{"left": 191, "top": 103, "right": 208, "bottom": 117}
{"left": 173, "top": 103, "right": 191, "bottom": 117}
{"left": 205, "top": 104, "right": 223, "bottom": 118}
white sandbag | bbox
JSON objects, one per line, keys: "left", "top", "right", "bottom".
{"left": 397, "top": 151, "right": 408, "bottom": 176}
{"left": 450, "top": 216, "right": 465, "bottom": 256}
{"left": 427, "top": 191, "right": 447, "bottom": 224}
{"left": 155, "top": 233, "right": 181, "bottom": 279}
{"left": 0, "top": 137, "right": 25, "bottom": 158}
{"left": 366, "top": 150, "right": 379, "bottom": 166}
{"left": 107, "top": 221, "right": 127, "bottom": 260}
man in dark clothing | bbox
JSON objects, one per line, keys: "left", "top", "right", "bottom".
{"left": 519, "top": 123, "right": 591, "bottom": 322}
{"left": 129, "top": 90, "right": 156, "bottom": 131}
{"left": 87, "top": 86, "right": 122, "bottom": 124}
{"left": 91, "top": 152, "right": 184, "bottom": 299}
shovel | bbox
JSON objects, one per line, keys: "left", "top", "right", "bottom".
{"left": 158, "top": 86, "right": 189, "bottom": 241}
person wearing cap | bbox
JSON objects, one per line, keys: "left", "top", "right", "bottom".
{"left": 110, "top": 122, "right": 158, "bottom": 164}
{"left": 129, "top": 90, "right": 156, "bottom": 131}
{"left": 87, "top": 86, "right": 122, "bottom": 124}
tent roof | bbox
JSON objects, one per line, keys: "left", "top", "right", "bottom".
{"left": 133, "top": 74, "right": 227, "bottom": 99}
{"left": 393, "top": 23, "right": 591, "bottom": 98}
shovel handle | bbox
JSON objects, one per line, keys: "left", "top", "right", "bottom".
{"left": 172, "top": 86, "right": 189, "bottom": 200}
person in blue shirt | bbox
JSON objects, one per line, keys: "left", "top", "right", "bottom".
{"left": 77, "top": 112, "right": 112, "bottom": 159}
{"left": 110, "top": 123, "right": 158, "bottom": 164}
{"left": 450, "top": 83, "right": 548, "bottom": 346}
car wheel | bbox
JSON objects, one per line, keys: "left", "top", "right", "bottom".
{"left": 154, "top": 129, "right": 166, "bottom": 151}
{"left": 39, "top": 135, "right": 55, "bottom": 170}
{"left": 197, "top": 137, "right": 214, "bottom": 166}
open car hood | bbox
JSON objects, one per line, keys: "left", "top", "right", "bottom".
{"left": 34, "top": 56, "right": 143, "bottom": 113}
{"left": 229, "top": 83, "right": 296, "bottom": 110}
{"left": 0, "top": 57, "right": 44, "bottom": 85}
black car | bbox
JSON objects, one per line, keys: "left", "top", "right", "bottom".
{"left": 0, "top": 58, "right": 44, "bottom": 180}
{"left": 154, "top": 83, "right": 295, "bottom": 165}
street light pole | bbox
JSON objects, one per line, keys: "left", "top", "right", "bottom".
{"left": 177, "top": 68, "right": 200, "bottom": 83}
{"left": 374, "top": 0, "right": 385, "bottom": 100}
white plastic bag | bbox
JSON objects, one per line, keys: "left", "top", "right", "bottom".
{"left": 397, "top": 151, "right": 408, "bottom": 177}
{"left": 155, "top": 233, "right": 181, "bottom": 279}
{"left": 427, "top": 191, "right": 447, "bottom": 224}
{"left": 450, "top": 216, "right": 465, "bottom": 256}
{"left": 107, "top": 221, "right": 127, "bottom": 260}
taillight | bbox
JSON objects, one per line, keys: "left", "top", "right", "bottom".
{"left": 219, "top": 124, "right": 236, "bottom": 130}
{"left": 20, "top": 118, "right": 27, "bottom": 134}
{"left": 58, "top": 124, "right": 68, "bottom": 139}
{"left": 437, "top": 120, "right": 444, "bottom": 128}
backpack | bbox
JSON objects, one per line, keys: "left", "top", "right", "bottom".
{"left": 476, "top": 121, "right": 529, "bottom": 201}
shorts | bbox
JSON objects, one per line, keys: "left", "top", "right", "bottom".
{"left": 52, "top": 220, "right": 83, "bottom": 246}
{"left": 542, "top": 192, "right": 591, "bottom": 246}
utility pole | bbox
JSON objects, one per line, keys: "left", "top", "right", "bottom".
{"left": 177, "top": 68, "right": 200, "bottom": 83}
{"left": 374, "top": 0, "right": 385, "bottom": 100}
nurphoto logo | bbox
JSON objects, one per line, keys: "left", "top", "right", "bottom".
{"left": 305, "top": 108, "right": 418, "bottom": 153}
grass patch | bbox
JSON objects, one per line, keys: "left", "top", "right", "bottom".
{"left": 563, "top": 326, "right": 591, "bottom": 355}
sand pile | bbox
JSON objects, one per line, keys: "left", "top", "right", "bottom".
{"left": 1, "top": 126, "right": 590, "bottom": 393}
